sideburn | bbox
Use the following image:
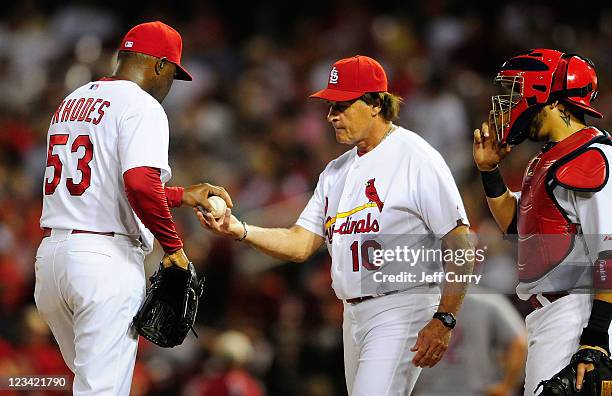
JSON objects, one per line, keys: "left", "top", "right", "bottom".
{"left": 527, "top": 111, "right": 546, "bottom": 142}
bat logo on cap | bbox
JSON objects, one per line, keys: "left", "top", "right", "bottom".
{"left": 329, "top": 67, "right": 339, "bottom": 84}
{"left": 124, "top": 41, "right": 134, "bottom": 48}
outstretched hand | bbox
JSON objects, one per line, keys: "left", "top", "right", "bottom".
{"left": 194, "top": 208, "right": 245, "bottom": 240}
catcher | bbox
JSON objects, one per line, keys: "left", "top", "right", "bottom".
{"left": 473, "top": 48, "right": 612, "bottom": 395}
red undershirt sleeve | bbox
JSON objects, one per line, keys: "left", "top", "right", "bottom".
{"left": 164, "top": 186, "right": 184, "bottom": 208}
{"left": 123, "top": 166, "right": 183, "bottom": 253}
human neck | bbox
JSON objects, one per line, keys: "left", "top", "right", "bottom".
{"left": 112, "top": 65, "right": 151, "bottom": 95}
{"left": 546, "top": 113, "right": 587, "bottom": 142}
{"left": 356, "top": 121, "right": 393, "bottom": 154}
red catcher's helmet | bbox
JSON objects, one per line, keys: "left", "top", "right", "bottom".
{"left": 492, "top": 48, "right": 603, "bottom": 145}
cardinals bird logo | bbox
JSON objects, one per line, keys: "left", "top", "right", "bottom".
{"left": 365, "top": 178, "right": 384, "bottom": 212}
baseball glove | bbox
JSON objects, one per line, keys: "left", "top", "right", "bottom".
{"left": 133, "top": 262, "right": 204, "bottom": 348}
{"left": 536, "top": 348, "right": 612, "bottom": 396}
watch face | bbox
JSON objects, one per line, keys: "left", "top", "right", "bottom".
{"left": 434, "top": 312, "right": 456, "bottom": 328}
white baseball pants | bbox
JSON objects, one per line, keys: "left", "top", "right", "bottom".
{"left": 34, "top": 229, "right": 146, "bottom": 395}
{"left": 343, "top": 288, "right": 441, "bottom": 395}
{"left": 524, "top": 293, "right": 612, "bottom": 395}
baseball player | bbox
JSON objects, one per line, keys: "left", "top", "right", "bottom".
{"left": 473, "top": 48, "right": 612, "bottom": 394}
{"left": 34, "top": 21, "right": 231, "bottom": 395}
{"left": 197, "top": 55, "right": 474, "bottom": 395}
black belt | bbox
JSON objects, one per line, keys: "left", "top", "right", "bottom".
{"left": 345, "top": 289, "right": 409, "bottom": 305}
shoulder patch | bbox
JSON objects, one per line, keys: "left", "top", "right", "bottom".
{"left": 554, "top": 148, "right": 609, "bottom": 191}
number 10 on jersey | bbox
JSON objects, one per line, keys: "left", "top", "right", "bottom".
{"left": 350, "top": 240, "right": 382, "bottom": 271}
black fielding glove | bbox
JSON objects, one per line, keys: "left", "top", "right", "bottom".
{"left": 133, "top": 262, "right": 204, "bottom": 348}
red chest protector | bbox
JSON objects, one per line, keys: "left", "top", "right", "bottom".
{"left": 518, "top": 128, "right": 610, "bottom": 281}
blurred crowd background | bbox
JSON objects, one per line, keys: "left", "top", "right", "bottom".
{"left": 0, "top": 0, "right": 610, "bottom": 395}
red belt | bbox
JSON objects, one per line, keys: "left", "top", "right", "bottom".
{"left": 42, "top": 227, "right": 115, "bottom": 238}
{"left": 528, "top": 292, "right": 569, "bottom": 310}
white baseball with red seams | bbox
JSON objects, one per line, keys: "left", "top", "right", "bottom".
{"left": 207, "top": 195, "right": 227, "bottom": 218}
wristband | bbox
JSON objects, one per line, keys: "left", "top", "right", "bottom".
{"left": 164, "top": 186, "right": 184, "bottom": 208}
{"left": 579, "top": 299, "right": 612, "bottom": 354}
{"left": 235, "top": 221, "right": 248, "bottom": 242}
{"left": 594, "top": 259, "right": 612, "bottom": 289}
{"left": 480, "top": 168, "right": 507, "bottom": 198}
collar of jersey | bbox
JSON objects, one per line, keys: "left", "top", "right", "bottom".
{"left": 355, "top": 127, "right": 397, "bottom": 159}
{"left": 98, "top": 76, "right": 129, "bottom": 82}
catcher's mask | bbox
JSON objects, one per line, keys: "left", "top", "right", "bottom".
{"left": 492, "top": 48, "right": 602, "bottom": 146}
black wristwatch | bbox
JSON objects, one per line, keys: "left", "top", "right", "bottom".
{"left": 433, "top": 312, "right": 456, "bottom": 329}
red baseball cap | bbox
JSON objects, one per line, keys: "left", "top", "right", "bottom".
{"left": 309, "top": 55, "right": 388, "bottom": 101}
{"left": 120, "top": 21, "right": 192, "bottom": 81}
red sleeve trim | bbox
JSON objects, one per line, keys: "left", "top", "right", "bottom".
{"left": 124, "top": 167, "right": 183, "bottom": 253}
{"left": 164, "top": 186, "right": 184, "bottom": 208}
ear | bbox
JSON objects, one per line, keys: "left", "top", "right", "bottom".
{"left": 370, "top": 101, "right": 382, "bottom": 117}
{"left": 155, "top": 57, "right": 167, "bottom": 76}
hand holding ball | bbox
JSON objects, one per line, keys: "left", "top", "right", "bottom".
{"left": 205, "top": 196, "right": 227, "bottom": 219}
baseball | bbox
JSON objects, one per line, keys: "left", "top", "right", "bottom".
{"left": 206, "top": 195, "right": 227, "bottom": 219}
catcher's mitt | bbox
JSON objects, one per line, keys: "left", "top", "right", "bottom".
{"left": 133, "top": 262, "right": 204, "bottom": 348}
{"left": 536, "top": 348, "right": 612, "bottom": 396}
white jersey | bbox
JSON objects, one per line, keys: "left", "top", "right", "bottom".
{"left": 516, "top": 141, "right": 612, "bottom": 297}
{"left": 40, "top": 79, "right": 172, "bottom": 251}
{"left": 297, "top": 126, "right": 469, "bottom": 300}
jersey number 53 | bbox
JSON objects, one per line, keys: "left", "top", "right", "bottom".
{"left": 44, "top": 134, "right": 93, "bottom": 196}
